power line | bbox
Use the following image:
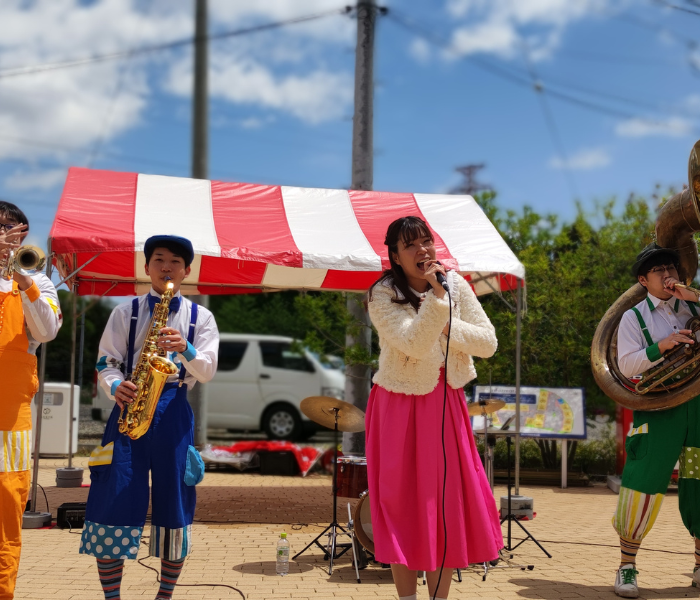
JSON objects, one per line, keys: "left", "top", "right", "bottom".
{"left": 87, "top": 3, "right": 152, "bottom": 168}
{"left": 556, "top": 50, "right": 681, "bottom": 66}
{"left": 0, "top": 7, "right": 351, "bottom": 80}
{"left": 387, "top": 9, "right": 697, "bottom": 127}
{"left": 520, "top": 41, "right": 579, "bottom": 199}
{"left": 653, "top": 0, "right": 700, "bottom": 15}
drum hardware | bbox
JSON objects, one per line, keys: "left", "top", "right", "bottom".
{"left": 293, "top": 397, "right": 366, "bottom": 575}
{"left": 346, "top": 503, "right": 368, "bottom": 583}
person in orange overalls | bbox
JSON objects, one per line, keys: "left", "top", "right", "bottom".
{"left": 0, "top": 201, "right": 62, "bottom": 600}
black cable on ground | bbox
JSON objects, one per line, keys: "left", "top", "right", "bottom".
{"left": 36, "top": 483, "right": 50, "bottom": 515}
{"left": 137, "top": 557, "right": 246, "bottom": 600}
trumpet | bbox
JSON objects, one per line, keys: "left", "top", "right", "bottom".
{"left": 1, "top": 245, "right": 46, "bottom": 281}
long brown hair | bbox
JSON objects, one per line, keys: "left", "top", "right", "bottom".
{"left": 368, "top": 216, "right": 433, "bottom": 312}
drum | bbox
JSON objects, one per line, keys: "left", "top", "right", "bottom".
{"left": 336, "top": 456, "right": 368, "bottom": 498}
{"left": 353, "top": 491, "right": 374, "bottom": 554}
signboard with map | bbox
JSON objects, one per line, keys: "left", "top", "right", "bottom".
{"left": 472, "top": 385, "right": 587, "bottom": 439}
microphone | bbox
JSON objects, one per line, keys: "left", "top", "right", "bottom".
{"left": 435, "top": 261, "right": 449, "bottom": 292}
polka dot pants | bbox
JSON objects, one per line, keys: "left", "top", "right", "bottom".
{"left": 79, "top": 521, "right": 142, "bottom": 560}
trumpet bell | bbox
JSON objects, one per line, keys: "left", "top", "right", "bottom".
{"left": 15, "top": 245, "right": 45, "bottom": 276}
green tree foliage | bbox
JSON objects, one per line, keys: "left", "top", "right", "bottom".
{"left": 209, "top": 290, "right": 354, "bottom": 361}
{"left": 474, "top": 191, "right": 657, "bottom": 420}
{"left": 44, "top": 291, "right": 113, "bottom": 392}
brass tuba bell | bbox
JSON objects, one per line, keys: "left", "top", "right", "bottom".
{"left": 591, "top": 139, "right": 700, "bottom": 411}
{"left": 1, "top": 245, "right": 46, "bottom": 281}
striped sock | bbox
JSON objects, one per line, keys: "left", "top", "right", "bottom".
{"left": 96, "top": 558, "right": 124, "bottom": 599}
{"left": 620, "top": 536, "right": 641, "bottom": 568}
{"left": 156, "top": 557, "right": 185, "bottom": 599}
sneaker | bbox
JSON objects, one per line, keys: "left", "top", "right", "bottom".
{"left": 614, "top": 565, "right": 639, "bottom": 598}
{"left": 693, "top": 566, "right": 700, "bottom": 587}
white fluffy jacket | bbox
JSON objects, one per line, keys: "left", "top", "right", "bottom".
{"left": 368, "top": 272, "right": 498, "bottom": 395}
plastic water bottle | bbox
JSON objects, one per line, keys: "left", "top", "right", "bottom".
{"left": 276, "top": 532, "right": 290, "bottom": 575}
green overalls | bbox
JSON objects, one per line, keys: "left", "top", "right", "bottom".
{"left": 613, "top": 301, "right": 700, "bottom": 542}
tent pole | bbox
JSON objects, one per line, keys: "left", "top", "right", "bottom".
{"left": 27, "top": 239, "right": 52, "bottom": 519}
{"left": 515, "top": 279, "right": 522, "bottom": 495}
{"left": 67, "top": 260, "right": 77, "bottom": 468}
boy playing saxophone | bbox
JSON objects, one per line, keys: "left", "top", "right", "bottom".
{"left": 80, "top": 235, "right": 219, "bottom": 600}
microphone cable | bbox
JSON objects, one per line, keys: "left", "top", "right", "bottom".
{"left": 432, "top": 281, "right": 452, "bottom": 600}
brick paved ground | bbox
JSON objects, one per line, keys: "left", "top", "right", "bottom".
{"left": 14, "top": 459, "right": 699, "bottom": 599}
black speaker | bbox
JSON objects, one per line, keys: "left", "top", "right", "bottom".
{"left": 56, "top": 502, "right": 87, "bottom": 530}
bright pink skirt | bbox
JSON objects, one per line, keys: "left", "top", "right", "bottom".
{"left": 365, "top": 372, "right": 503, "bottom": 570}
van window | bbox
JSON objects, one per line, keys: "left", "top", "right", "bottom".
{"left": 260, "top": 342, "right": 315, "bottom": 373}
{"left": 218, "top": 341, "right": 249, "bottom": 371}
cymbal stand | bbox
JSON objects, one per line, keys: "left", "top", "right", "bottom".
{"left": 501, "top": 435, "right": 551, "bottom": 559}
{"left": 292, "top": 408, "right": 352, "bottom": 574}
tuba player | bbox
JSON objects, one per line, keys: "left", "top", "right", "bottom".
{"left": 79, "top": 235, "right": 218, "bottom": 600}
{"left": 613, "top": 242, "right": 700, "bottom": 598}
{"left": 0, "top": 201, "right": 62, "bottom": 600}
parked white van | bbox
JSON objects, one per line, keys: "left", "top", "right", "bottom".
{"left": 93, "top": 333, "right": 346, "bottom": 440}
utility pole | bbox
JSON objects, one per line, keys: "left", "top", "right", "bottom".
{"left": 189, "top": 0, "right": 209, "bottom": 447}
{"left": 343, "top": 0, "right": 377, "bottom": 456}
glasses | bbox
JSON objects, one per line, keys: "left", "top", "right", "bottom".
{"left": 0, "top": 223, "right": 18, "bottom": 233}
{"left": 648, "top": 264, "right": 678, "bottom": 275}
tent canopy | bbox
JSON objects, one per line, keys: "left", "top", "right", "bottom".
{"left": 50, "top": 167, "right": 525, "bottom": 296}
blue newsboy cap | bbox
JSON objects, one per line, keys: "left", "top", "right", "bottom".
{"left": 144, "top": 235, "right": 195, "bottom": 267}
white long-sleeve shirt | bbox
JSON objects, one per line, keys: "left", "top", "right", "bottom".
{"left": 0, "top": 273, "right": 62, "bottom": 352}
{"left": 617, "top": 293, "right": 700, "bottom": 378}
{"left": 96, "top": 288, "right": 219, "bottom": 401}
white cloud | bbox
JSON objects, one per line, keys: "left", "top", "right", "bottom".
{"left": 409, "top": 38, "right": 432, "bottom": 63}
{"left": 615, "top": 117, "right": 694, "bottom": 138}
{"left": 239, "top": 116, "right": 276, "bottom": 129}
{"left": 549, "top": 147, "right": 611, "bottom": 170}
{"left": 5, "top": 168, "right": 67, "bottom": 191}
{"left": 0, "top": 0, "right": 354, "bottom": 165}
{"left": 165, "top": 54, "right": 352, "bottom": 124}
{"left": 445, "top": 0, "right": 608, "bottom": 60}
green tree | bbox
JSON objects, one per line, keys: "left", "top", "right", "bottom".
{"left": 44, "top": 292, "right": 113, "bottom": 395}
{"left": 473, "top": 191, "right": 658, "bottom": 466}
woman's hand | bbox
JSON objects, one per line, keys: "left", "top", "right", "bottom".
{"left": 158, "top": 327, "right": 187, "bottom": 353}
{"left": 422, "top": 260, "right": 447, "bottom": 299}
{"left": 114, "top": 381, "right": 138, "bottom": 410}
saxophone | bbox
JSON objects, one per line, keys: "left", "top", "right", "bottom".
{"left": 118, "top": 281, "right": 180, "bottom": 439}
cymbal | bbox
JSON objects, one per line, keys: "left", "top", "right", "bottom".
{"left": 467, "top": 399, "right": 505, "bottom": 416}
{"left": 300, "top": 396, "right": 366, "bottom": 433}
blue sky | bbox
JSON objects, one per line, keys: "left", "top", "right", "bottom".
{"left": 1, "top": 0, "right": 700, "bottom": 256}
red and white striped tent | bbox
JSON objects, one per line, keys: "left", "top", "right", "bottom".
{"left": 50, "top": 167, "right": 525, "bottom": 296}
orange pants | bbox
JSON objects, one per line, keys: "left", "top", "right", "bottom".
{"left": 0, "top": 470, "right": 30, "bottom": 600}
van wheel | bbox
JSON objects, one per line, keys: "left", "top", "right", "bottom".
{"left": 263, "top": 404, "right": 302, "bottom": 441}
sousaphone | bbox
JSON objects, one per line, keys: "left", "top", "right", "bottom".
{"left": 591, "top": 139, "right": 700, "bottom": 411}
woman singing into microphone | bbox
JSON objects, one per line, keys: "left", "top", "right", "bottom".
{"left": 366, "top": 216, "right": 503, "bottom": 600}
